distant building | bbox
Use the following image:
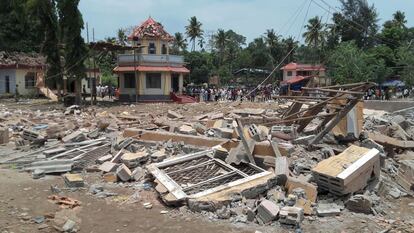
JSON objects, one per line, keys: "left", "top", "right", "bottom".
{"left": 0, "top": 51, "right": 101, "bottom": 97}
{"left": 0, "top": 51, "right": 45, "bottom": 96}
{"left": 114, "top": 17, "right": 189, "bottom": 102}
{"left": 281, "top": 62, "right": 330, "bottom": 86}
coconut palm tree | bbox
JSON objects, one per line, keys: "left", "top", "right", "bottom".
{"left": 185, "top": 16, "right": 204, "bottom": 51}
{"left": 264, "top": 29, "right": 279, "bottom": 48}
{"left": 214, "top": 29, "right": 227, "bottom": 65}
{"left": 117, "top": 29, "right": 127, "bottom": 45}
{"left": 172, "top": 32, "right": 187, "bottom": 53}
{"left": 393, "top": 11, "right": 407, "bottom": 28}
{"left": 303, "top": 16, "right": 325, "bottom": 48}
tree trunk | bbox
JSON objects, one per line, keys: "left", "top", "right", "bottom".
{"left": 74, "top": 78, "right": 81, "bottom": 105}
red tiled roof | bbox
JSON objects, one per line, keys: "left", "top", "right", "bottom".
{"left": 113, "top": 66, "right": 190, "bottom": 73}
{"left": 281, "top": 76, "right": 312, "bottom": 84}
{"left": 281, "top": 62, "right": 325, "bottom": 71}
{"left": 129, "top": 17, "right": 174, "bottom": 41}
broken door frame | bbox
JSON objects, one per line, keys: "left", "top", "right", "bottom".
{"left": 147, "top": 150, "right": 271, "bottom": 200}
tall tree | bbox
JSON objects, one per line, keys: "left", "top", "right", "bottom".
{"left": 392, "top": 11, "right": 407, "bottom": 29}
{"left": 171, "top": 32, "right": 187, "bottom": 54}
{"left": 27, "top": 0, "right": 63, "bottom": 98}
{"left": 214, "top": 29, "right": 227, "bottom": 65}
{"left": 185, "top": 16, "right": 203, "bottom": 51}
{"left": 303, "top": 16, "right": 325, "bottom": 48}
{"left": 337, "top": 0, "right": 379, "bottom": 48}
{"left": 117, "top": 28, "right": 128, "bottom": 45}
{"left": 264, "top": 29, "right": 283, "bottom": 67}
{"left": 0, "top": 0, "right": 43, "bottom": 52}
{"left": 57, "top": 0, "right": 88, "bottom": 104}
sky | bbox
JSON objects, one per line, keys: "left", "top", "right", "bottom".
{"left": 79, "top": 0, "right": 414, "bottom": 45}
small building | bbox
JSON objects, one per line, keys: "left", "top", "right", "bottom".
{"left": 281, "top": 62, "right": 330, "bottom": 86}
{"left": 0, "top": 51, "right": 45, "bottom": 96}
{"left": 82, "top": 68, "right": 101, "bottom": 93}
{"left": 114, "top": 17, "right": 189, "bottom": 102}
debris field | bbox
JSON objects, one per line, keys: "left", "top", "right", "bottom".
{"left": 0, "top": 82, "right": 413, "bottom": 233}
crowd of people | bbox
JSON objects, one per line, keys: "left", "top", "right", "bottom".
{"left": 185, "top": 85, "right": 281, "bottom": 102}
{"left": 364, "top": 87, "right": 413, "bottom": 100}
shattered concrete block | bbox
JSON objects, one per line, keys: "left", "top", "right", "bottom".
{"left": 275, "top": 157, "right": 289, "bottom": 185}
{"left": 96, "top": 155, "right": 113, "bottom": 164}
{"left": 285, "top": 177, "right": 317, "bottom": 203}
{"left": 167, "top": 110, "right": 183, "bottom": 119}
{"left": 103, "top": 172, "right": 118, "bottom": 183}
{"left": 316, "top": 203, "right": 341, "bottom": 217}
{"left": 62, "top": 131, "right": 86, "bottom": 143}
{"left": 215, "top": 127, "right": 234, "bottom": 139}
{"left": 177, "top": 125, "right": 197, "bottom": 135}
{"left": 292, "top": 135, "right": 315, "bottom": 145}
{"left": 193, "top": 122, "right": 207, "bottom": 134}
{"left": 99, "top": 162, "right": 118, "bottom": 173}
{"left": 257, "top": 200, "right": 280, "bottom": 224}
{"left": 216, "top": 206, "right": 231, "bottom": 219}
{"left": 132, "top": 167, "right": 146, "bottom": 181}
{"left": 0, "top": 127, "right": 9, "bottom": 144}
{"left": 63, "top": 174, "right": 84, "bottom": 188}
{"left": 279, "top": 206, "right": 304, "bottom": 225}
{"left": 345, "top": 195, "right": 372, "bottom": 214}
{"left": 210, "top": 113, "right": 224, "bottom": 120}
{"left": 116, "top": 164, "right": 132, "bottom": 182}
{"left": 151, "top": 149, "right": 167, "bottom": 162}
{"left": 396, "top": 160, "right": 414, "bottom": 193}
{"left": 271, "top": 125, "right": 297, "bottom": 140}
{"left": 32, "top": 169, "right": 45, "bottom": 179}
{"left": 121, "top": 151, "right": 148, "bottom": 168}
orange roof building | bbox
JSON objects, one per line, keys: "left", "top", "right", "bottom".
{"left": 114, "top": 17, "right": 189, "bottom": 102}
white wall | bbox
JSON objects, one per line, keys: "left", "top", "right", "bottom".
{"left": 15, "top": 69, "right": 38, "bottom": 96}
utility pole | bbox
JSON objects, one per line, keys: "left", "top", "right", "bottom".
{"left": 93, "top": 28, "right": 97, "bottom": 106}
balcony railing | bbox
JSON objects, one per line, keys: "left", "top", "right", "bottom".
{"left": 117, "top": 54, "right": 185, "bottom": 67}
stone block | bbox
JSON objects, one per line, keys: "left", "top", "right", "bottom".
{"left": 63, "top": 173, "right": 84, "bottom": 188}
{"left": 116, "top": 164, "right": 132, "bottom": 182}
{"left": 96, "top": 154, "right": 113, "bottom": 164}
{"left": 279, "top": 206, "right": 304, "bottom": 225}
{"left": 151, "top": 149, "right": 167, "bottom": 162}
{"left": 257, "top": 200, "right": 280, "bottom": 224}
{"left": 316, "top": 203, "right": 341, "bottom": 217}
{"left": 275, "top": 157, "right": 289, "bottom": 185}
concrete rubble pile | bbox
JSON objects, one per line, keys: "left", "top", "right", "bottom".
{"left": 0, "top": 85, "right": 413, "bottom": 231}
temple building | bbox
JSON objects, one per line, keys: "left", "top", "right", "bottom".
{"left": 114, "top": 17, "right": 189, "bottom": 102}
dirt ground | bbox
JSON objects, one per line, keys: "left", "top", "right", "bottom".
{"left": 0, "top": 168, "right": 413, "bottom": 233}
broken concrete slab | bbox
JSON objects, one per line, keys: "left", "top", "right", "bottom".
{"left": 285, "top": 177, "right": 317, "bottom": 203}
{"left": 96, "top": 154, "right": 113, "bottom": 164}
{"left": 256, "top": 200, "right": 280, "bottom": 224}
{"left": 24, "top": 160, "right": 74, "bottom": 174}
{"left": 167, "top": 110, "right": 184, "bottom": 119}
{"left": 151, "top": 149, "right": 167, "bottom": 162}
{"left": 132, "top": 167, "right": 146, "bottom": 181}
{"left": 316, "top": 203, "right": 341, "bottom": 217}
{"left": 116, "top": 164, "right": 132, "bottom": 182}
{"left": 177, "top": 125, "right": 197, "bottom": 135}
{"left": 396, "top": 160, "right": 414, "bottom": 193}
{"left": 345, "top": 194, "right": 372, "bottom": 214}
{"left": 275, "top": 157, "right": 289, "bottom": 186}
{"left": 312, "top": 145, "right": 380, "bottom": 195}
{"left": 62, "top": 131, "right": 86, "bottom": 143}
{"left": 99, "top": 161, "right": 118, "bottom": 173}
{"left": 63, "top": 173, "right": 84, "bottom": 188}
{"left": 121, "top": 151, "right": 148, "bottom": 168}
{"left": 368, "top": 132, "right": 414, "bottom": 149}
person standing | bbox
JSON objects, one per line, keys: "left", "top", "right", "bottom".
{"left": 15, "top": 84, "right": 19, "bottom": 102}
